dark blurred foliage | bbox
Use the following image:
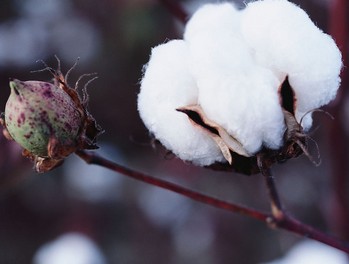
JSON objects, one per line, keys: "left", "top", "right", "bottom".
{"left": 0, "top": 0, "right": 348, "bottom": 263}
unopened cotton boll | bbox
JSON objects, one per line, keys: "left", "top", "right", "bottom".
{"left": 138, "top": 40, "right": 225, "bottom": 166}
{"left": 241, "top": 0, "right": 342, "bottom": 129}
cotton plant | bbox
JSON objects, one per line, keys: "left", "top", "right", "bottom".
{"left": 138, "top": 0, "right": 342, "bottom": 173}
{"left": 0, "top": 0, "right": 346, "bottom": 259}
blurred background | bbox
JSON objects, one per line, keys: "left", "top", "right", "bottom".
{"left": 0, "top": 0, "right": 348, "bottom": 263}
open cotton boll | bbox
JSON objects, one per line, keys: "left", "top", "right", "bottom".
{"left": 138, "top": 40, "right": 225, "bottom": 166}
{"left": 138, "top": 1, "right": 339, "bottom": 171}
{"left": 198, "top": 68, "right": 285, "bottom": 154}
{"left": 241, "top": 0, "right": 342, "bottom": 129}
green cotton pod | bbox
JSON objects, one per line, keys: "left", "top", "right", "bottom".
{"left": 4, "top": 79, "right": 82, "bottom": 157}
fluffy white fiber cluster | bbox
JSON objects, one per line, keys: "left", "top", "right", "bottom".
{"left": 138, "top": 0, "right": 342, "bottom": 166}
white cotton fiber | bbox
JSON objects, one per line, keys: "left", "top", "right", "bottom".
{"left": 184, "top": 2, "right": 285, "bottom": 153}
{"left": 184, "top": 3, "right": 252, "bottom": 77}
{"left": 138, "top": 40, "right": 225, "bottom": 166}
{"left": 138, "top": 0, "right": 342, "bottom": 166}
{"left": 241, "top": 0, "right": 342, "bottom": 129}
{"left": 197, "top": 68, "right": 285, "bottom": 154}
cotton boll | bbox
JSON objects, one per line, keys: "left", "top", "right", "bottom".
{"left": 138, "top": 40, "right": 225, "bottom": 166}
{"left": 198, "top": 68, "right": 285, "bottom": 154}
{"left": 241, "top": 0, "right": 342, "bottom": 129}
{"left": 138, "top": 1, "right": 321, "bottom": 170}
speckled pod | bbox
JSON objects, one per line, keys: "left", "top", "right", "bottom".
{"left": 4, "top": 79, "right": 82, "bottom": 157}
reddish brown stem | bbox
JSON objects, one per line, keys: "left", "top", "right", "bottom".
{"left": 328, "top": 0, "right": 349, "bottom": 240}
{"left": 158, "top": 0, "right": 189, "bottom": 23}
{"left": 75, "top": 150, "right": 349, "bottom": 253}
{"left": 258, "top": 155, "right": 284, "bottom": 220}
{"left": 274, "top": 213, "right": 349, "bottom": 253}
{"left": 329, "top": 0, "right": 348, "bottom": 65}
{"left": 258, "top": 156, "right": 349, "bottom": 252}
{"left": 75, "top": 150, "right": 267, "bottom": 221}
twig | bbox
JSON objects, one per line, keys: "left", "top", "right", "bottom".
{"left": 75, "top": 150, "right": 268, "bottom": 221}
{"left": 328, "top": 0, "right": 349, "bottom": 240}
{"left": 257, "top": 154, "right": 284, "bottom": 220}
{"left": 75, "top": 150, "right": 349, "bottom": 253}
{"left": 273, "top": 213, "right": 349, "bottom": 253}
{"left": 257, "top": 154, "right": 349, "bottom": 252}
{"left": 158, "top": 0, "right": 189, "bottom": 23}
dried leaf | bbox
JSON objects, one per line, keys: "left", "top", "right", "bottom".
{"left": 34, "top": 157, "right": 64, "bottom": 173}
{"left": 283, "top": 109, "right": 301, "bottom": 140}
{"left": 22, "top": 149, "right": 63, "bottom": 173}
{"left": 176, "top": 104, "right": 250, "bottom": 164}
{"left": 47, "top": 134, "right": 75, "bottom": 160}
{"left": 210, "top": 134, "right": 233, "bottom": 164}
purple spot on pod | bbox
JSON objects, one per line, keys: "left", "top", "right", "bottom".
{"left": 65, "top": 123, "right": 72, "bottom": 131}
{"left": 42, "top": 82, "right": 51, "bottom": 89}
{"left": 24, "top": 132, "right": 33, "bottom": 139}
{"left": 43, "top": 89, "right": 53, "bottom": 98}
{"left": 17, "top": 112, "right": 26, "bottom": 126}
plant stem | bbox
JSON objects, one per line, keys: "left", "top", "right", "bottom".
{"left": 75, "top": 150, "right": 267, "bottom": 221}
{"left": 275, "top": 213, "right": 349, "bottom": 253}
{"left": 328, "top": 0, "right": 349, "bottom": 240}
{"left": 75, "top": 150, "right": 349, "bottom": 253}
{"left": 258, "top": 155, "right": 284, "bottom": 220}
{"left": 257, "top": 154, "right": 349, "bottom": 252}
